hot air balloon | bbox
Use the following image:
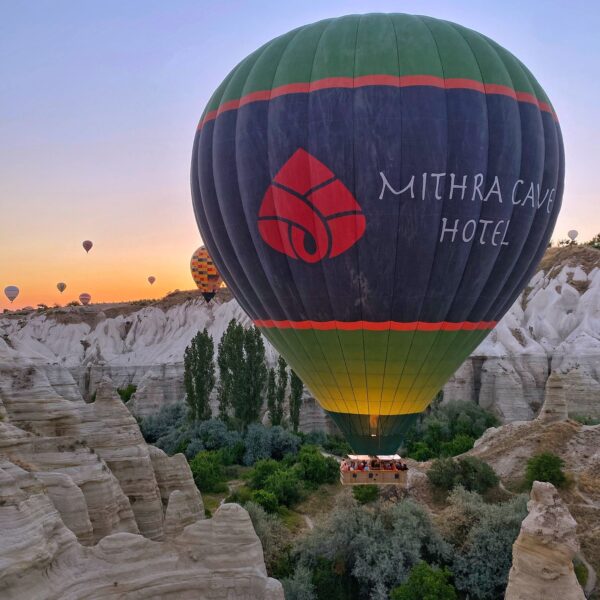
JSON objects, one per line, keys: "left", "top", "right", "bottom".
{"left": 148, "top": 276, "right": 156, "bottom": 285}
{"left": 190, "top": 246, "right": 222, "bottom": 302}
{"left": 82, "top": 240, "right": 93, "bottom": 253}
{"left": 79, "top": 293, "right": 91, "bottom": 306}
{"left": 4, "top": 286, "right": 19, "bottom": 303}
{"left": 191, "top": 14, "right": 564, "bottom": 454}
{"left": 57, "top": 282, "right": 67, "bottom": 293}
{"left": 568, "top": 230, "right": 578, "bottom": 242}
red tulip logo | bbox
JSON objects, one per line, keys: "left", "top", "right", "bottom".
{"left": 258, "top": 149, "right": 366, "bottom": 263}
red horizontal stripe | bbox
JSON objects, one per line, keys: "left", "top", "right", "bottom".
{"left": 254, "top": 319, "right": 497, "bottom": 332}
{"left": 197, "top": 75, "right": 557, "bottom": 130}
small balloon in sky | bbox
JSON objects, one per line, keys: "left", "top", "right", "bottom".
{"left": 82, "top": 240, "right": 93, "bottom": 253}
{"left": 4, "top": 286, "right": 19, "bottom": 303}
{"left": 567, "top": 230, "right": 578, "bottom": 241}
{"left": 79, "top": 293, "right": 91, "bottom": 306}
{"left": 148, "top": 276, "right": 156, "bottom": 285}
{"left": 57, "top": 282, "right": 67, "bottom": 293}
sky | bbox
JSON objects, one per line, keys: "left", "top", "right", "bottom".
{"left": 1, "top": 0, "right": 598, "bottom": 310}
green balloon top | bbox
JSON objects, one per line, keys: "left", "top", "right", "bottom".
{"left": 201, "top": 13, "right": 554, "bottom": 123}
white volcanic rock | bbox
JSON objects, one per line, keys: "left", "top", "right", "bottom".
{"left": 148, "top": 445, "right": 204, "bottom": 522}
{"left": 445, "top": 247, "right": 600, "bottom": 421}
{"left": 505, "top": 482, "right": 585, "bottom": 600}
{"left": 0, "top": 462, "right": 283, "bottom": 600}
{"left": 163, "top": 490, "right": 195, "bottom": 537}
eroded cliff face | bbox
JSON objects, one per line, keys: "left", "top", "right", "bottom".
{"left": 0, "top": 374, "right": 283, "bottom": 599}
{"left": 505, "top": 482, "right": 585, "bottom": 600}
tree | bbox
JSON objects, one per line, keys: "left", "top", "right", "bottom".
{"left": 267, "top": 368, "right": 277, "bottom": 424}
{"left": 183, "top": 328, "right": 215, "bottom": 422}
{"left": 289, "top": 370, "right": 304, "bottom": 432}
{"left": 216, "top": 319, "right": 245, "bottom": 421}
{"left": 236, "top": 326, "right": 267, "bottom": 428}
{"left": 272, "top": 355, "right": 288, "bottom": 426}
{"left": 390, "top": 562, "right": 457, "bottom": 600}
{"left": 526, "top": 452, "right": 566, "bottom": 488}
{"left": 188, "top": 450, "right": 227, "bottom": 493}
{"left": 585, "top": 232, "right": 600, "bottom": 250}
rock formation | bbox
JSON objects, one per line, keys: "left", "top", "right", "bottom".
{"left": 469, "top": 417, "right": 600, "bottom": 589}
{"left": 505, "top": 481, "right": 585, "bottom": 600}
{"left": 0, "top": 371, "right": 283, "bottom": 598}
{"left": 0, "top": 463, "right": 283, "bottom": 599}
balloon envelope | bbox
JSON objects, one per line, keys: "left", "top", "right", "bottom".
{"left": 190, "top": 246, "right": 222, "bottom": 302}
{"left": 82, "top": 240, "right": 93, "bottom": 253}
{"left": 79, "top": 293, "right": 91, "bottom": 306}
{"left": 191, "top": 14, "right": 564, "bottom": 453}
{"left": 4, "top": 286, "right": 19, "bottom": 303}
{"left": 57, "top": 282, "right": 67, "bottom": 293}
{"left": 567, "top": 230, "right": 578, "bottom": 241}
{"left": 148, "top": 276, "right": 156, "bottom": 285}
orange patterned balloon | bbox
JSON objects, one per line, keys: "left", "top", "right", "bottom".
{"left": 190, "top": 246, "right": 222, "bottom": 303}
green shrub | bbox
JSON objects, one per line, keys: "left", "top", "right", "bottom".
{"left": 322, "top": 434, "right": 352, "bottom": 457}
{"left": 405, "top": 401, "right": 499, "bottom": 460}
{"left": 117, "top": 384, "right": 137, "bottom": 403}
{"left": 390, "top": 562, "right": 457, "bottom": 600}
{"left": 252, "top": 489, "right": 279, "bottom": 512}
{"left": 428, "top": 457, "right": 499, "bottom": 494}
{"left": 352, "top": 484, "right": 379, "bottom": 505}
{"left": 225, "top": 486, "right": 253, "bottom": 505}
{"left": 189, "top": 450, "right": 227, "bottom": 493}
{"left": 440, "top": 433, "right": 475, "bottom": 456}
{"left": 526, "top": 452, "right": 566, "bottom": 488}
{"left": 248, "top": 459, "right": 281, "bottom": 490}
{"left": 245, "top": 502, "right": 293, "bottom": 578}
{"left": 263, "top": 468, "right": 302, "bottom": 507}
{"left": 270, "top": 425, "right": 301, "bottom": 459}
{"left": 574, "top": 561, "right": 588, "bottom": 586}
{"left": 296, "top": 445, "right": 339, "bottom": 485}
{"left": 243, "top": 423, "right": 272, "bottom": 465}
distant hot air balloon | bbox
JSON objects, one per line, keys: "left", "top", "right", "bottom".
{"left": 4, "top": 286, "right": 19, "bottom": 303}
{"left": 79, "top": 293, "right": 91, "bottom": 306}
{"left": 190, "top": 246, "right": 222, "bottom": 302}
{"left": 82, "top": 240, "right": 93, "bottom": 253}
{"left": 568, "top": 230, "right": 578, "bottom": 242}
{"left": 57, "top": 282, "right": 67, "bottom": 293}
{"left": 148, "top": 276, "right": 156, "bottom": 285}
{"left": 191, "top": 15, "right": 564, "bottom": 454}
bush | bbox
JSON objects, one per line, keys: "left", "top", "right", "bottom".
{"left": 282, "top": 565, "right": 316, "bottom": 600}
{"left": 270, "top": 425, "right": 301, "bottom": 460}
{"left": 526, "top": 452, "right": 566, "bottom": 488}
{"left": 188, "top": 451, "right": 227, "bottom": 493}
{"left": 428, "top": 457, "right": 499, "bottom": 494}
{"left": 139, "top": 402, "right": 187, "bottom": 446}
{"left": 249, "top": 459, "right": 282, "bottom": 490}
{"left": 352, "top": 484, "right": 379, "bottom": 505}
{"left": 263, "top": 468, "right": 302, "bottom": 507}
{"left": 322, "top": 434, "right": 352, "bottom": 457}
{"left": 443, "top": 488, "right": 528, "bottom": 599}
{"left": 245, "top": 502, "right": 293, "bottom": 578}
{"left": 390, "top": 562, "right": 457, "bottom": 600}
{"left": 296, "top": 445, "right": 339, "bottom": 485}
{"left": 404, "top": 401, "right": 499, "bottom": 460}
{"left": 293, "top": 495, "right": 450, "bottom": 599}
{"left": 225, "top": 485, "right": 253, "bottom": 505}
{"left": 252, "top": 489, "right": 279, "bottom": 512}
{"left": 117, "top": 384, "right": 137, "bottom": 403}
{"left": 243, "top": 423, "right": 272, "bottom": 466}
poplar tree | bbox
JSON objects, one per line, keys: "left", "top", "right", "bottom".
{"left": 289, "top": 370, "right": 304, "bottom": 433}
{"left": 272, "top": 355, "right": 288, "bottom": 426}
{"left": 216, "top": 319, "right": 245, "bottom": 421}
{"left": 266, "top": 367, "right": 276, "bottom": 424}
{"left": 237, "top": 326, "right": 267, "bottom": 428}
{"left": 183, "top": 328, "right": 215, "bottom": 422}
